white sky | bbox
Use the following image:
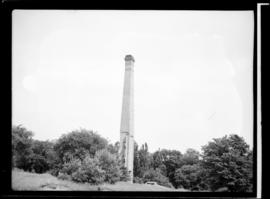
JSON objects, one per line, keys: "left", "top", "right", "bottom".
{"left": 12, "top": 10, "right": 254, "bottom": 153}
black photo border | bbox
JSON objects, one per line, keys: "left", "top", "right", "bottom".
{"left": 1, "top": 1, "right": 268, "bottom": 198}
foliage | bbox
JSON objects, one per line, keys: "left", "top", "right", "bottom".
{"left": 174, "top": 164, "right": 206, "bottom": 191}
{"left": 95, "top": 149, "right": 121, "bottom": 184}
{"left": 54, "top": 129, "right": 108, "bottom": 164}
{"left": 28, "top": 154, "right": 50, "bottom": 173}
{"left": 70, "top": 156, "right": 105, "bottom": 184}
{"left": 107, "top": 141, "right": 120, "bottom": 155}
{"left": 61, "top": 158, "right": 82, "bottom": 176}
{"left": 12, "top": 125, "right": 34, "bottom": 170}
{"left": 119, "top": 166, "right": 131, "bottom": 181}
{"left": 152, "top": 149, "right": 183, "bottom": 187}
{"left": 30, "top": 140, "right": 59, "bottom": 173}
{"left": 133, "top": 142, "right": 140, "bottom": 177}
{"left": 201, "top": 134, "right": 253, "bottom": 192}
{"left": 12, "top": 125, "right": 59, "bottom": 174}
{"left": 142, "top": 168, "right": 173, "bottom": 188}
{"left": 57, "top": 148, "right": 128, "bottom": 185}
{"left": 133, "top": 142, "right": 152, "bottom": 178}
{"left": 182, "top": 148, "right": 200, "bottom": 165}
{"left": 12, "top": 124, "right": 253, "bottom": 192}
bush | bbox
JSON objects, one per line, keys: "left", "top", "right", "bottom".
{"left": 57, "top": 155, "right": 105, "bottom": 185}
{"left": 143, "top": 168, "right": 173, "bottom": 188}
{"left": 61, "top": 158, "right": 82, "bottom": 175}
{"left": 72, "top": 156, "right": 105, "bottom": 184}
{"left": 95, "top": 149, "right": 131, "bottom": 183}
{"left": 71, "top": 169, "right": 89, "bottom": 183}
{"left": 95, "top": 149, "right": 121, "bottom": 184}
{"left": 56, "top": 149, "right": 127, "bottom": 185}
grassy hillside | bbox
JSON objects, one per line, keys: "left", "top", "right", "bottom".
{"left": 12, "top": 169, "right": 186, "bottom": 191}
{"left": 12, "top": 169, "right": 100, "bottom": 191}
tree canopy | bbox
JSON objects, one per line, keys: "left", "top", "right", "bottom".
{"left": 201, "top": 134, "right": 253, "bottom": 192}
{"left": 54, "top": 129, "right": 108, "bottom": 163}
{"left": 12, "top": 125, "right": 253, "bottom": 192}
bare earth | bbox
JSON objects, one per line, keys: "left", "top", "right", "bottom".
{"left": 12, "top": 169, "right": 187, "bottom": 191}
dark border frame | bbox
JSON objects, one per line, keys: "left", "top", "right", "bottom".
{"left": 1, "top": 1, "right": 267, "bottom": 198}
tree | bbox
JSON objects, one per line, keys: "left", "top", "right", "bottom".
{"left": 28, "top": 154, "right": 49, "bottom": 173}
{"left": 151, "top": 149, "right": 167, "bottom": 176}
{"left": 12, "top": 125, "right": 34, "bottom": 170}
{"left": 174, "top": 164, "right": 206, "bottom": 190}
{"left": 30, "top": 140, "right": 58, "bottom": 173}
{"left": 54, "top": 129, "right": 108, "bottom": 164}
{"left": 133, "top": 142, "right": 152, "bottom": 178}
{"left": 133, "top": 142, "right": 140, "bottom": 177}
{"left": 201, "top": 134, "right": 253, "bottom": 192}
{"left": 182, "top": 148, "right": 200, "bottom": 165}
{"left": 52, "top": 129, "right": 109, "bottom": 178}
{"left": 152, "top": 149, "right": 183, "bottom": 187}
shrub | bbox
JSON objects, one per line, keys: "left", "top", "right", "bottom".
{"left": 72, "top": 156, "right": 105, "bottom": 184}
{"left": 143, "top": 168, "right": 172, "bottom": 188}
{"left": 95, "top": 149, "right": 121, "bottom": 184}
{"left": 71, "top": 169, "right": 89, "bottom": 183}
{"left": 61, "top": 158, "right": 81, "bottom": 175}
{"left": 58, "top": 155, "right": 105, "bottom": 185}
{"left": 57, "top": 149, "right": 126, "bottom": 185}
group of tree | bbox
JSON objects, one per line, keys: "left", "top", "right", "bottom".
{"left": 12, "top": 125, "right": 129, "bottom": 184}
{"left": 12, "top": 125, "right": 56, "bottom": 173}
{"left": 133, "top": 135, "right": 253, "bottom": 192}
{"left": 12, "top": 124, "right": 253, "bottom": 192}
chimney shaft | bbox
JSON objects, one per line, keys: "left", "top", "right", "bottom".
{"left": 120, "top": 54, "right": 135, "bottom": 183}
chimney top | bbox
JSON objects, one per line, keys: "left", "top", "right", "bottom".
{"left": 125, "top": 55, "right": 135, "bottom": 62}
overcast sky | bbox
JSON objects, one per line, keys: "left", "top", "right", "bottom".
{"left": 12, "top": 10, "right": 254, "bottom": 153}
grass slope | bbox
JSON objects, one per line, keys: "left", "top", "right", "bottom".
{"left": 12, "top": 169, "right": 185, "bottom": 191}
{"left": 12, "top": 169, "right": 99, "bottom": 191}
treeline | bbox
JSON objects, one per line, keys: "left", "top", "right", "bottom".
{"left": 12, "top": 125, "right": 253, "bottom": 192}
{"left": 133, "top": 139, "right": 253, "bottom": 192}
